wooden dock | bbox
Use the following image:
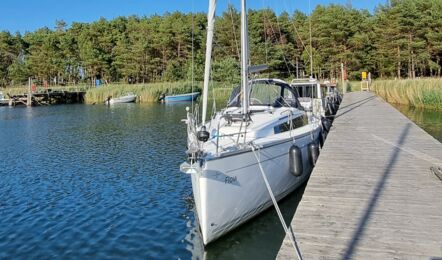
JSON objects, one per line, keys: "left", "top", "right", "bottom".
{"left": 277, "top": 91, "right": 442, "bottom": 259}
{"left": 8, "top": 91, "right": 85, "bottom": 106}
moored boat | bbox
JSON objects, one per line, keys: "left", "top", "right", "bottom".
{"left": 180, "top": 0, "right": 323, "bottom": 245}
{"left": 181, "top": 79, "right": 322, "bottom": 244}
{"left": 291, "top": 78, "right": 342, "bottom": 117}
{"left": 162, "top": 92, "right": 200, "bottom": 103}
{"left": 105, "top": 93, "right": 136, "bottom": 105}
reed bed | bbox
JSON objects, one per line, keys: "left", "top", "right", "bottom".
{"left": 84, "top": 81, "right": 235, "bottom": 104}
{"left": 372, "top": 79, "right": 442, "bottom": 110}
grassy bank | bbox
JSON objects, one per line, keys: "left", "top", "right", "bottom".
{"left": 84, "top": 82, "right": 235, "bottom": 104}
{"left": 372, "top": 79, "right": 442, "bottom": 110}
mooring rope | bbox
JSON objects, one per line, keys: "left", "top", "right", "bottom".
{"left": 251, "top": 144, "right": 303, "bottom": 260}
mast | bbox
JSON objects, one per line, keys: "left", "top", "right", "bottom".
{"left": 202, "top": 0, "right": 216, "bottom": 125}
{"left": 240, "top": 0, "right": 249, "bottom": 116}
{"left": 309, "top": 0, "right": 313, "bottom": 77}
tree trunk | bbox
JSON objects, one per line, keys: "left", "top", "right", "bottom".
{"left": 397, "top": 46, "right": 401, "bottom": 79}
{"left": 438, "top": 56, "right": 441, "bottom": 77}
{"left": 411, "top": 50, "right": 415, "bottom": 79}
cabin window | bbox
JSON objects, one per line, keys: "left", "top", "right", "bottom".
{"left": 227, "top": 86, "right": 241, "bottom": 107}
{"left": 294, "top": 84, "right": 318, "bottom": 98}
{"left": 250, "top": 83, "right": 281, "bottom": 106}
{"left": 281, "top": 88, "right": 300, "bottom": 107}
{"left": 274, "top": 115, "right": 308, "bottom": 134}
{"left": 228, "top": 81, "right": 301, "bottom": 108}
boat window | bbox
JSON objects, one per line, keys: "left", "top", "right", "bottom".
{"left": 227, "top": 86, "right": 241, "bottom": 107}
{"left": 274, "top": 115, "right": 308, "bottom": 134}
{"left": 293, "top": 84, "right": 318, "bottom": 99}
{"left": 228, "top": 81, "right": 301, "bottom": 108}
{"left": 281, "top": 87, "right": 301, "bottom": 108}
{"left": 250, "top": 82, "right": 281, "bottom": 106}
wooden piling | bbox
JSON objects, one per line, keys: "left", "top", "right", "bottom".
{"left": 27, "top": 77, "right": 32, "bottom": 106}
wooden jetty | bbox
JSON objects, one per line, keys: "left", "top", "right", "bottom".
{"left": 8, "top": 90, "right": 85, "bottom": 106}
{"left": 277, "top": 91, "right": 442, "bottom": 259}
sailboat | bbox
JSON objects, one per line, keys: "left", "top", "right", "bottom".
{"left": 180, "top": 0, "right": 323, "bottom": 245}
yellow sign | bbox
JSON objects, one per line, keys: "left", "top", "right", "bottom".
{"left": 362, "top": 71, "right": 367, "bottom": 80}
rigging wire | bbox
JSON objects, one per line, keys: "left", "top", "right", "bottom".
{"left": 228, "top": 0, "right": 241, "bottom": 60}
{"left": 274, "top": 12, "right": 293, "bottom": 76}
{"left": 260, "top": 1, "right": 293, "bottom": 77}
{"left": 281, "top": 0, "right": 312, "bottom": 60}
{"left": 251, "top": 145, "right": 303, "bottom": 260}
{"left": 191, "top": 0, "right": 195, "bottom": 112}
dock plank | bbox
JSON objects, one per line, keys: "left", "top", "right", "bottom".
{"left": 277, "top": 92, "right": 442, "bottom": 259}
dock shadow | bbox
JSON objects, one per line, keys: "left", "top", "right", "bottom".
{"left": 338, "top": 95, "right": 376, "bottom": 110}
{"left": 342, "top": 123, "right": 411, "bottom": 260}
{"left": 334, "top": 95, "right": 376, "bottom": 119}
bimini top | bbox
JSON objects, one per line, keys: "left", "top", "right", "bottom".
{"left": 227, "top": 78, "right": 302, "bottom": 109}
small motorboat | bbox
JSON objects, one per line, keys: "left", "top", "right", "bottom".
{"left": 0, "top": 92, "right": 10, "bottom": 106}
{"left": 161, "top": 92, "right": 200, "bottom": 103}
{"left": 105, "top": 93, "right": 136, "bottom": 105}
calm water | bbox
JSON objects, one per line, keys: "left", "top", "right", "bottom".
{"left": 0, "top": 104, "right": 306, "bottom": 259}
{"left": 392, "top": 104, "right": 442, "bottom": 142}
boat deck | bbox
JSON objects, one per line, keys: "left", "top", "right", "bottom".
{"left": 277, "top": 91, "right": 442, "bottom": 259}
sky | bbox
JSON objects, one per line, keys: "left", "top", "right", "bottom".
{"left": 0, "top": 0, "right": 386, "bottom": 33}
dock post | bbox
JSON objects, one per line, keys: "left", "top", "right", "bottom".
{"left": 341, "top": 63, "right": 346, "bottom": 94}
{"left": 27, "top": 77, "right": 32, "bottom": 106}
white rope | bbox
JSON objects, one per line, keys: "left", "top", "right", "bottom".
{"left": 251, "top": 145, "right": 303, "bottom": 260}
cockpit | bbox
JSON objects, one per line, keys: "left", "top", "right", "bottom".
{"left": 227, "top": 79, "right": 302, "bottom": 109}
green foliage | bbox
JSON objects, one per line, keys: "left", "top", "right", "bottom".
{"left": 1, "top": 1, "right": 442, "bottom": 88}
{"left": 212, "top": 57, "right": 240, "bottom": 84}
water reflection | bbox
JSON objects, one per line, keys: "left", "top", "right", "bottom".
{"left": 392, "top": 104, "right": 442, "bottom": 142}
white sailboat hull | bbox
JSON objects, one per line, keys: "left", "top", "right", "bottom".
{"left": 187, "top": 127, "right": 321, "bottom": 244}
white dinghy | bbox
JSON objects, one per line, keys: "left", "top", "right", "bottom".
{"left": 180, "top": 0, "right": 323, "bottom": 245}
{"left": 104, "top": 93, "right": 136, "bottom": 105}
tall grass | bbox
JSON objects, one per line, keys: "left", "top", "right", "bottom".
{"left": 372, "top": 79, "right": 442, "bottom": 110}
{"left": 84, "top": 81, "right": 235, "bottom": 104}
{"left": 337, "top": 81, "right": 358, "bottom": 93}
